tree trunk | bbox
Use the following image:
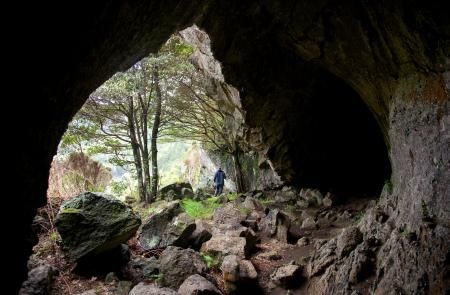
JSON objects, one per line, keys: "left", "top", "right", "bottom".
{"left": 232, "top": 149, "right": 245, "bottom": 193}
{"left": 138, "top": 107, "right": 151, "bottom": 202}
{"left": 150, "top": 66, "right": 162, "bottom": 200}
{"left": 127, "top": 98, "right": 146, "bottom": 202}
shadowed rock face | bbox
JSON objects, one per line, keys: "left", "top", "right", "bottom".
{"left": 10, "top": 1, "right": 449, "bottom": 293}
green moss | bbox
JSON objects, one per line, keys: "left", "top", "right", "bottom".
{"left": 201, "top": 253, "right": 221, "bottom": 269}
{"left": 227, "top": 192, "right": 238, "bottom": 201}
{"left": 60, "top": 208, "right": 81, "bottom": 214}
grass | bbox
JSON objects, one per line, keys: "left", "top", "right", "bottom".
{"left": 227, "top": 192, "right": 238, "bottom": 201}
{"left": 181, "top": 197, "right": 222, "bottom": 219}
{"left": 201, "top": 253, "right": 221, "bottom": 269}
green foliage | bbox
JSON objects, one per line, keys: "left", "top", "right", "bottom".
{"left": 260, "top": 198, "right": 275, "bottom": 206}
{"left": 384, "top": 179, "right": 393, "bottom": 194}
{"left": 148, "top": 273, "right": 163, "bottom": 282}
{"left": 109, "top": 179, "right": 129, "bottom": 196}
{"left": 181, "top": 197, "right": 221, "bottom": 219}
{"left": 201, "top": 253, "right": 221, "bottom": 269}
{"left": 227, "top": 192, "right": 238, "bottom": 201}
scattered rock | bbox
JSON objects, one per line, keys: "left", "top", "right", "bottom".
{"left": 32, "top": 215, "right": 50, "bottom": 234}
{"left": 129, "top": 283, "right": 177, "bottom": 295}
{"left": 336, "top": 227, "right": 363, "bottom": 258}
{"left": 104, "top": 272, "right": 118, "bottom": 283}
{"left": 221, "top": 255, "right": 240, "bottom": 283}
{"left": 178, "top": 274, "right": 220, "bottom": 295}
{"left": 213, "top": 202, "right": 248, "bottom": 227}
{"left": 159, "top": 246, "right": 207, "bottom": 289}
{"left": 127, "top": 256, "right": 159, "bottom": 281}
{"left": 323, "top": 193, "right": 333, "bottom": 207}
{"left": 242, "top": 196, "right": 264, "bottom": 211}
{"left": 19, "top": 264, "right": 57, "bottom": 295}
{"left": 115, "top": 281, "right": 133, "bottom": 295}
{"left": 160, "top": 182, "right": 194, "bottom": 200}
{"left": 299, "top": 189, "right": 323, "bottom": 207}
{"left": 139, "top": 201, "right": 196, "bottom": 250}
{"left": 185, "top": 219, "right": 212, "bottom": 250}
{"left": 201, "top": 235, "right": 249, "bottom": 258}
{"left": 261, "top": 209, "right": 291, "bottom": 242}
{"left": 270, "top": 263, "right": 303, "bottom": 288}
{"left": 258, "top": 250, "right": 282, "bottom": 260}
{"left": 55, "top": 192, "right": 141, "bottom": 260}
{"left": 297, "top": 237, "right": 310, "bottom": 246}
{"left": 77, "top": 290, "right": 97, "bottom": 295}
{"left": 239, "top": 260, "right": 258, "bottom": 281}
{"left": 301, "top": 217, "right": 317, "bottom": 229}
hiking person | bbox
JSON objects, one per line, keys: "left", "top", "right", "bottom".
{"left": 213, "top": 167, "right": 226, "bottom": 196}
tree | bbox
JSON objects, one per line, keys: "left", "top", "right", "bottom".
{"left": 163, "top": 73, "right": 247, "bottom": 192}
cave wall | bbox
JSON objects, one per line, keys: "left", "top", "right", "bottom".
{"left": 9, "top": 0, "right": 449, "bottom": 293}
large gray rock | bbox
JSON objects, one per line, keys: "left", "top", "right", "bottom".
{"left": 129, "top": 283, "right": 177, "bottom": 295}
{"left": 336, "top": 227, "right": 363, "bottom": 258}
{"left": 139, "top": 202, "right": 195, "bottom": 250}
{"left": 19, "top": 265, "right": 57, "bottom": 295}
{"left": 160, "top": 182, "right": 194, "bottom": 200}
{"left": 55, "top": 192, "right": 141, "bottom": 260}
{"left": 159, "top": 246, "right": 207, "bottom": 289}
{"left": 261, "top": 209, "right": 291, "bottom": 243}
{"left": 213, "top": 202, "right": 248, "bottom": 227}
{"left": 201, "top": 226, "right": 257, "bottom": 259}
{"left": 270, "top": 263, "right": 303, "bottom": 288}
{"left": 178, "top": 274, "right": 220, "bottom": 295}
{"left": 127, "top": 256, "right": 160, "bottom": 281}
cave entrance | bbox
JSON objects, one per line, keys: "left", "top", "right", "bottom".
{"left": 287, "top": 72, "right": 392, "bottom": 199}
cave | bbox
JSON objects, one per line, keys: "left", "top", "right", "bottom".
{"left": 9, "top": 1, "right": 448, "bottom": 294}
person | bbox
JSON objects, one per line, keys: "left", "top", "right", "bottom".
{"left": 213, "top": 167, "right": 226, "bottom": 196}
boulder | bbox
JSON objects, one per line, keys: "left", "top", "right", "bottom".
{"left": 159, "top": 246, "right": 207, "bottom": 289}
{"left": 213, "top": 202, "right": 248, "bottom": 227}
{"left": 336, "top": 227, "right": 363, "bottom": 258}
{"left": 239, "top": 259, "right": 258, "bottom": 281}
{"left": 32, "top": 215, "right": 50, "bottom": 234}
{"left": 299, "top": 189, "right": 323, "bottom": 207}
{"left": 115, "top": 281, "right": 133, "bottom": 295}
{"left": 178, "top": 274, "right": 220, "bottom": 295}
{"left": 270, "top": 263, "right": 303, "bottom": 288}
{"left": 323, "top": 192, "right": 333, "bottom": 207}
{"left": 19, "top": 265, "right": 57, "bottom": 295}
{"left": 221, "top": 255, "right": 240, "bottom": 283}
{"left": 127, "top": 256, "right": 159, "bottom": 281}
{"left": 261, "top": 209, "right": 291, "bottom": 243}
{"left": 55, "top": 192, "right": 141, "bottom": 260}
{"left": 160, "top": 183, "right": 194, "bottom": 200}
{"left": 242, "top": 196, "right": 264, "bottom": 211}
{"left": 139, "top": 202, "right": 196, "bottom": 250}
{"left": 201, "top": 235, "right": 248, "bottom": 259}
{"left": 129, "top": 283, "right": 177, "bottom": 295}
{"left": 193, "top": 189, "right": 208, "bottom": 201}
{"left": 185, "top": 219, "right": 212, "bottom": 250}
{"left": 300, "top": 217, "right": 317, "bottom": 230}
{"left": 297, "top": 237, "right": 310, "bottom": 246}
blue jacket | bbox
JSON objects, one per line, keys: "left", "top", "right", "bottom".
{"left": 214, "top": 169, "right": 226, "bottom": 185}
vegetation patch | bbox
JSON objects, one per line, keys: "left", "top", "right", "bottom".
{"left": 201, "top": 253, "right": 221, "bottom": 269}
{"left": 181, "top": 197, "right": 222, "bottom": 219}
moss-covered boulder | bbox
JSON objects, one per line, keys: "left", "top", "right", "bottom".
{"left": 55, "top": 192, "right": 141, "bottom": 261}
{"left": 159, "top": 182, "right": 194, "bottom": 200}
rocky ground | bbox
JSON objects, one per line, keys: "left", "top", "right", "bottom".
{"left": 23, "top": 186, "right": 377, "bottom": 295}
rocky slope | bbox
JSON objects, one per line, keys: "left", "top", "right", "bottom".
{"left": 10, "top": 1, "right": 449, "bottom": 293}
